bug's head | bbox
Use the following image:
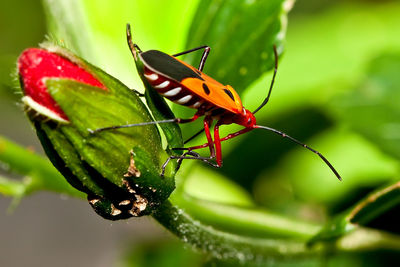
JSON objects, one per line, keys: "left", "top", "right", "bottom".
{"left": 233, "top": 108, "right": 257, "bottom": 128}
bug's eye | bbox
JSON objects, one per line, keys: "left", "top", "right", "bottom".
{"left": 247, "top": 118, "right": 252, "bottom": 124}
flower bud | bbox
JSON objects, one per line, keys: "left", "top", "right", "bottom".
{"left": 18, "top": 45, "right": 176, "bottom": 220}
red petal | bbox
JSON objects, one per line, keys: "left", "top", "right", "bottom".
{"left": 18, "top": 48, "right": 106, "bottom": 121}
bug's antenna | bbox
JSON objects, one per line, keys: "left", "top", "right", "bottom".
{"left": 255, "top": 125, "right": 342, "bottom": 181}
{"left": 253, "top": 45, "right": 279, "bottom": 114}
{"left": 126, "top": 23, "right": 142, "bottom": 60}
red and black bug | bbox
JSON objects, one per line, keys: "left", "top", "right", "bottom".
{"left": 93, "top": 24, "right": 341, "bottom": 181}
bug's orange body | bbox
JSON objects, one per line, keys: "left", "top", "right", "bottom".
{"left": 138, "top": 49, "right": 258, "bottom": 167}
{"left": 140, "top": 50, "right": 244, "bottom": 115}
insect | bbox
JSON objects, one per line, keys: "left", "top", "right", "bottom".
{"left": 93, "top": 24, "right": 341, "bottom": 181}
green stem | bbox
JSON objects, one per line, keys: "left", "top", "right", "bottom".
{"left": 152, "top": 200, "right": 322, "bottom": 263}
{"left": 0, "top": 175, "right": 27, "bottom": 197}
{"left": 153, "top": 200, "right": 400, "bottom": 263}
{"left": 173, "top": 193, "right": 321, "bottom": 240}
{"left": 0, "top": 136, "right": 83, "bottom": 197}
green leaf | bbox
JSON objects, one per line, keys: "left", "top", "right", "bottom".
{"left": 348, "top": 181, "right": 400, "bottom": 226}
{"left": 184, "top": 0, "right": 290, "bottom": 93}
{"left": 329, "top": 52, "right": 400, "bottom": 160}
{"left": 309, "top": 180, "right": 400, "bottom": 245}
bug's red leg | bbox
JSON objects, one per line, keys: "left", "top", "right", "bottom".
{"left": 201, "top": 117, "right": 215, "bottom": 157}
{"left": 177, "top": 117, "right": 214, "bottom": 154}
{"left": 219, "top": 127, "right": 253, "bottom": 142}
{"left": 214, "top": 122, "right": 223, "bottom": 167}
{"left": 173, "top": 119, "right": 215, "bottom": 154}
{"left": 173, "top": 143, "right": 209, "bottom": 151}
{"left": 172, "top": 45, "right": 211, "bottom": 71}
{"left": 161, "top": 117, "right": 216, "bottom": 177}
{"left": 172, "top": 124, "right": 251, "bottom": 168}
{"left": 176, "top": 114, "right": 200, "bottom": 124}
{"left": 174, "top": 127, "right": 253, "bottom": 152}
{"left": 212, "top": 122, "right": 255, "bottom": 166}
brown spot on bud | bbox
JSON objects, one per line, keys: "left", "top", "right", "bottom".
{"left": 124, "top": 150, "right": 141, "bottom": 178}
{"left": 110, "top": 204, "right": 122, "bottom": 216}
{"left": 88, "top": 198, "right": 100, "bottom": 205}
{"left": 129, "top": 194, "right": 148, "bottom": 216}
{"left": 119, "top": 200, "right": 131, "bottom": 206}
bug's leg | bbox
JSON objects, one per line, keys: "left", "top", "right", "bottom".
{"left": 161, "top": 151, "right": 219, "bottom": 176}
{"left": 172, "top": 117, "right": 215, "bottom": 153}
{"left": 202, "top": 117, "right": 215, "bottom": 157}
{"left": 130, "top": 88, "right": 145, "bottom": 97}
{"left": 219, "top": 127, "right": 254, "bottom": 142}
{"left": 253, "top": 45, "right": 279, "bottom": 114}
{"left": 177, "top": 114, "right": 201, "bottom": 124}
{"left": 90, "top": 114, "right": 201, "bottom": 134}
{"left": 162, "top": 117, "right": 217, "bottom": 175}
{"left": 176, "top": 151, "right": 219, "bottom": 169}
{"left": 174, "top": 127, "right": 254, "bottom": 152}
{"left": 213, "top": 123, "right": 255, "bottom": 167}
{"left": 172, "top": 143, "right": 209, "bottom": 152}
{"left": 213, "top": 122, "right": 223, "bottom": 167}
{"left": 198, "top": 47, "right": 210, "bottom": 72}
{"left": 173, "top": 45, "right": 211, "bottom": 71}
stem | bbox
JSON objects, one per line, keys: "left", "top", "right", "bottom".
{"left": 0, "top": 175, "right": 27, "bottom": 196}
{"left": 0, "top": 136, "right": 83, "bottom": 197}
{"left": 173, "top": 193, "right": 321, "bottom": 240}
{"left": 152, "top": 200, "right": 322, "bottom": 263}
{"left": 153, "top": 200, "right": 400, "bottom": 263}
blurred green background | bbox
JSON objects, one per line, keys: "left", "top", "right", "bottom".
{"left": 1, "top": 0, "right": 400, "bottom": 266}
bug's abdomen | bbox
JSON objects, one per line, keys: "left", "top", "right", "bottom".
{"left": 143, "top": 67, "right": 206, "bottom": 109}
